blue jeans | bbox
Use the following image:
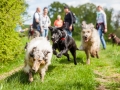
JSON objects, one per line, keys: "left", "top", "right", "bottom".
{"left": 65, "top": 29, "right": 72, "bottom": 37}
{"left": 98, "top": 26, "right": 106, "bottom": 49}
{"left": 41, "top": 29, "right": 48, "bottom": 37}
{"left": 36, "top": 25, "right": 41, "bottom": 31}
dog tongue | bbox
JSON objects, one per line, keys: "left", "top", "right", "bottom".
{"left": 85, "top": 40, "right": 88, "bottom": 42}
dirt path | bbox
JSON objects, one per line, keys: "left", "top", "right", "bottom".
{"left": 94, "top": 70, "right": 120, "bottom": 90}
{"left": 0, "top": 65, "right": 23, "bottom": 80}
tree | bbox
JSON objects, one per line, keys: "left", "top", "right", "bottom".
{"left": 113, "top": 11, "right": 120, "bottom": 30}
{"left": 76, "top": 3, "right": 96, "bottom": 25}
{"left": 48, "top": 1, "right": 67, "bottom": 26}
{"left": 0, "top": 0, "right": 27, "bottom": 62}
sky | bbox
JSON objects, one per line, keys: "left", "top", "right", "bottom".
{"left": 24, "top": 0, "right": 120, "bottom": 24}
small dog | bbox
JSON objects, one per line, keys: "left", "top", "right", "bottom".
{"left": 49, "top": 26, "right": 78, "bottom": 65}
{"left": 80, "top": 21, "right": 100, "bottom": 64}
{"left": 28, "top": 25, "right": 34, "bottom": 40}
{"left": 108, "top": 33, "right": 120, "bottom": 46}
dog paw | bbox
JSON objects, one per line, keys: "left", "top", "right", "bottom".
{"left": 57, "top": 54, "right": 62, "bottom": 58}
{"left": 86, "top": 59, "right": 90, "bottom": 65}
{"left": 29, "top": 77, "right": 33, "bottom": 82}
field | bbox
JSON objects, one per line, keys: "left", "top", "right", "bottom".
{"left": 0, "top": 36, "right": 120, "bottom": 90}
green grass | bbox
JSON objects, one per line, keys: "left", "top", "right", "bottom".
{"left": 0, "top": 37, "right": 120, "bottom": 90}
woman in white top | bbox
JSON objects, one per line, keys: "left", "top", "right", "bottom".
{"left": 96, "top": 5, "right": 107, "bottom": 49}
{"left": 40, "top": 7, "right": 51, "bottom": 38}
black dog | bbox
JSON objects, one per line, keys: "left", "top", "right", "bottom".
{"left": 49, "top": 26, "right": 78, "bottom": 65}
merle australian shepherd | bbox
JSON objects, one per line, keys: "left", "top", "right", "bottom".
{"left": 49, "top": 26, "right": 78, "bottom": 65}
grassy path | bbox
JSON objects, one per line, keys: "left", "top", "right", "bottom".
{"left": 0, "top": 40, "right": 120, "bottom": 90}
{"left": 0, "top": 65, "right": 23, "bottom": 81}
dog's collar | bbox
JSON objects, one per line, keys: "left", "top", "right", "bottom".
{"left": 60, "top": 32, "right": 67, "bottom": 41}
{"left": 60, "top": 37, "right": 65, "bottom": 40}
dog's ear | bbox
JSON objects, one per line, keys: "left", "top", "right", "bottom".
{"left": 89, "top": 23, "right": 94, "bottom": 29}
{"left": 30, "top": 47, "right": 36, "bottom": 57}
{"left": 29, "top": 52, "right": 34, "bottom": 57}
{"left": 113, "top": 33, "right": 116, "bottom": 37}
{"left": 48, "top": 26, "right": 53, "bottom": 31}
{"left": 57, "top": 25, "right": 65, "bottom": 31}
{"left": 61, "top": 31, "right": 66, "bottom": 37}
{"left": 42, "top": 50, "right": 50, "bottom": 56}
{"left": 57, "top": 27, "right": 63, "bottom": 31}
{"left": 81, "top": 21, "right": 87, "bottom": 29}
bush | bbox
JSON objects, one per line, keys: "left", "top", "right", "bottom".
{"left": 0, "top": 0, "right": 27, "bottom": 63}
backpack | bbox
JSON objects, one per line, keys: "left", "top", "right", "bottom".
{"left": 71, "top": 12, "right": 76, "bottom": 24}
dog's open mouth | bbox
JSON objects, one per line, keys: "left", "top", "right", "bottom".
{"left": 52, "top": 39, "right": 58, "bottom": 43}
{"left": 84, "top": 36, "right": 88, "bottom": 42}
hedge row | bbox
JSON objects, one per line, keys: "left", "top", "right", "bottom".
{"left": 0, "top": 0, "right": 27, "bottom": 62}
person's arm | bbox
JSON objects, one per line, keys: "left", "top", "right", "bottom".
{"left": 69, "top": 12, "right": 73, "bottom": 30}
{"left": 61, "top": 20, "right": 63, "bottom": 27}
{"left": 102, "top": 12, "right": 107, "bottom": 33}
{"left": 48, "top": 16, "right": 51, "bottom": 26}
{"left": 54, "top": 20, "right": 57, "bottom": 27}
{"left": 35, "top": 13, "right": 39, "bottom": 23}
{"left": 39, "top": 15, "right": 43, "bottom": 32}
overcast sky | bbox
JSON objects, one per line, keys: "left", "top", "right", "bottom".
{"left": 25, "top": 0, "right": 120, "bottom": 24}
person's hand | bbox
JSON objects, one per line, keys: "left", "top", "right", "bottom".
{"left": 41, "top": 29, "right": 43, "bottom": 33}
{"left": 69, "top": 25, "right": 72, "bottom": 31}
{"left": 104, "top": 28, "right": 107, "bottom": 33}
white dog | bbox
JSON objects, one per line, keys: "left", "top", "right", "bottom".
{"left": 23, "top": 37, "right": 52, "bottom": 82}
{"left": 80, "top": 21, "right": 100, "bottom": 64}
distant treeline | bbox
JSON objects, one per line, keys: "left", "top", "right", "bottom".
{"left": 48, "top": 2, "right": 120, "bottom": 34}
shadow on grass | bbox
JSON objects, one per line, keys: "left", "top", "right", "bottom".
{"left": 6, "top": 65, "right": 56, "bottom": 84}
{"left": 6, "top": 70, "right": 29, "bottom": 84}
{"left": 58, "top": 56, "right": 85, "bottom": 65}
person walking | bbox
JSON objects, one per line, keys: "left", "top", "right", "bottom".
{"left": 40, "top": 7, "right": 51, "bottom": 38}
{"left": 64, "top": 6, "right": 74, "bottom": 37}
{"left": 96, "top": 5, "right": 107, "bottom": 49}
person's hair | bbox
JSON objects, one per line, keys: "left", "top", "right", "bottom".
{"left": 36, "top": 7, "right": 40, "bottom": 12}
{"left": 64, "top": 6, "right": 69, "bottom": 10}
{"left": 97, "top": 5, "right": 103, "bottom": 10}
{"left": 43, "top": 7, "right": 48, "bottom": 11}
{"left": 57, "top": 15, "right": 61, "bottom": 19}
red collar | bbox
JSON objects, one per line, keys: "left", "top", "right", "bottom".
{"left": 60, "top": 37, "right": 65, "bottom": 40}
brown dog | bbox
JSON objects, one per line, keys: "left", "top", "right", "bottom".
{"left": 108, "top": 33, "right": 120, "bottom": 46}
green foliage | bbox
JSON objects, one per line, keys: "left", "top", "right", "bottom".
{"left": 0, "top": 37, "right": 28, "bottom": 75}
{"left": 0, "top": 0, "right": 27, "bottom": 63}
{"left": 48, "top": 1, "right": 67, "bottom": 26}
